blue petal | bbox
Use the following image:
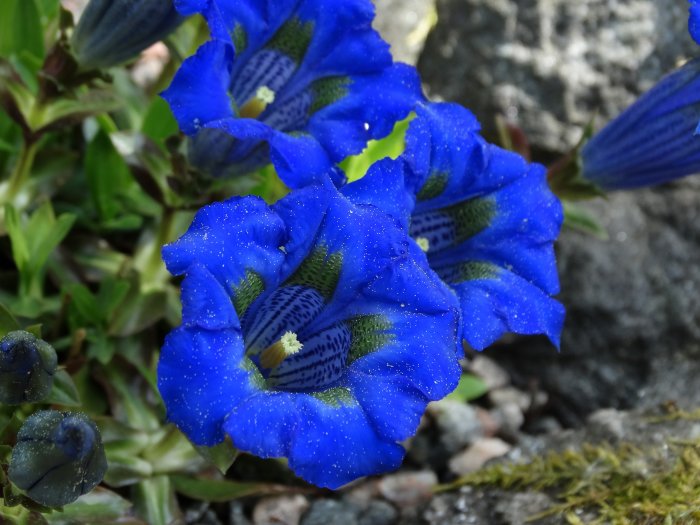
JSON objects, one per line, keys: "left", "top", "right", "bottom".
{"left": 161, "top": 40, "right": 234, "bottom": 135}
{"left": 306, "top": 64, "right": 422, "bottom": 162}
{"left": 225, "top": 392, "right": 404, "bottom": 489}
{"left": 452, "top": 268, "right": 565, "bottom": 350}
{"left": 180, "top": 264, "right": 239, "bottom": 331}
{"left": 340, "top": 157, "right": 414, "bottom": 231}
{"left": 162, "top": 196, "right": 287, "bottom": 295}
{"left": 691, "top": 1, "right": 700, "bottom": 45}
{"left": 404, "top": 102, "right": 482, "bottom": 195}
{"left": 427, "top": 163, "right": 562, "bottom": 295}
{"left": 158, "top": 327, "right": 255, "bottom": 445}
{"left": 288, "top": 398, "right": 404, "bottom": 489}
{"left": 344, "top": 252, "right": 462, "bottom": 401}
{"left": 347, "top": 369, "right": 429, "bottom": 442}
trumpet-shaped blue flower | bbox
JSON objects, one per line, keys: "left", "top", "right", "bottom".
{"left": 163, "top": 0, "right": 421, "bottom": 187}
{"left": 346, "top": 103, "right": 564, "bottom": 350}
{"left": 691, "top": 0, "right": 700, "bottom": 44}
{"left": 157, "top": 183, "right": 461, "bottom": 488}
{"left": 581, "top": 58, "right": 700, "bottom": 189}
{"left": 72, "top": 0, "right": 184, "bottom": 69}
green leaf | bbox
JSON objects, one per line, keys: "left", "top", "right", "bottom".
{"left": 24, "top": 202, "right": 76, "bottom": 280}
{"left": 446, "top": 374, "right": 489, "bottom": 403}
{"left": 141, "top": 98, "right": 179, "bottom": 143}
{"left": 340, "top": 116, "right": 413, "bottom": 182}
{"left": 194, "top": 439, "right": 239, "bottom": 475}
{"left": 0, "top": 303, "right": 20, "bottom": 338}
{"left": 170, "top": 475, "right": 275, "bottom": 503}
{"left": 84, "top": 131, "right": 132, "bottom": 221}
{"left": 0, "top": 0, "right": 44, "bottom": 66}
{"left": 46, "top": 488, "right": 143, "bottom": 525}
{"left": 133, "top": 476, "right": 181, "bottom": 525}
{"left": 45, "top": 369, "right": 81, "bottom": 407}
{"left": 563, "top": 202, "right": 609, "bottom": 240}
{"left": 24, "top": 323, "right": 42, "bottom": 338}
{"left": 4, "top": 204, "right": 30, "bottom": 272}
{"left": 102, "top": 453, "right": 154, "bottom": 487}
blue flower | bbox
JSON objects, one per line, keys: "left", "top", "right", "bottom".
{"left": 580, "top": 59, "right": 700, "bottom": 189}
{"left": 157, "top": 182, "right": 461, "bottom": 488}
{"left": 163, "top": 0, "right": 421, "bottom": 187}
{"left": 9, "top": 411, "right": 107, "bottom": 507}
{"left": 0, "top": 330, "right": 57, "bottom": 405}
{"left": 345, "top": 103, "right": 564, "bottom": 350}
{"left": 72, "top": 0, "right": 184, "bottom": 69}
{"left": 691, "top": 0, "right": 700, "bottom": 44}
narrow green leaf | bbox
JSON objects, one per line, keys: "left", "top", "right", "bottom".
{"left": 446, "top": 374, "right": 489, "bottom": 403}
{"left": 46, "top": 488, "right": 142, "bottom": 525}
{"left": 0, "top": 303, "right": 20, "bottom": 338}
{"left": 170, "top": 475, "right": 275, "bottom": 503}
{"left": 45, "top": 369, "right": 82, "bottom": 407}
{"left": 0, "top": 0, "right": 44, "bottom": 66}
{"left": 133, "top": 476, "right": 181, "bottom": 525}
{"left": 4, "top": 205, "right": 29, "bottom": 271}
{"left": 84, "top": 131, "right": 132, "bottom": 221}
{"left": 563, "top": 202, "right": 609, "bottom": 240}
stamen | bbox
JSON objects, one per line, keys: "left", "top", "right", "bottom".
{"left": 239, "top": 86, "right": 276, "bottom": 119}
{"left": 259, "top": 331, "right": 303, "bottom": 369}
{"left": 416, "top": 237, "right": 430, "bottom": 252}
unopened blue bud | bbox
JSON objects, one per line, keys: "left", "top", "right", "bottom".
{"left": 581, "top": 58, "right": 700, "bottom": 190}
{"left": 0, "top": 331, "right": 57, "bottom": 405}
{"left": 72, "top": 0, "right": 184, "bottom": 69}
{"left": 9, "top": 411, "right": 107, "bottom": 507}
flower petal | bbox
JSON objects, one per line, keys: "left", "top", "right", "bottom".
{"left": 158, "top": 327, "right": 254, "bottom": 445}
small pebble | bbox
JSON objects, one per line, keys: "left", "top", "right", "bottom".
{"left": 448, "top": 438, "right": 512, "bottom": 476}
{"left": 428, "top": 400, "right": 484, "bottom": 454}
{"left": 301, "top": 499, "right": 360, "bottom": 525}
{"left": 253, "top": 495, "right": 309, "bottom": 525}
{"left": 359, "top": 500, "right": 398, "bottom": 525}
{"left": 377, "top": 470, "right": 437, "bottom": 507}
{"left": 468, "top": 356, "right": 510, "bottom": 390}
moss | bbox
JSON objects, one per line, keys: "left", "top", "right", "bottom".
{"left": 437, "top": 438, "right": 700, "bottom": 523}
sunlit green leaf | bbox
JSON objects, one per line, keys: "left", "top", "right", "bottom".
{"left": 446, "top": 374, "right": 489, "bottom": 403}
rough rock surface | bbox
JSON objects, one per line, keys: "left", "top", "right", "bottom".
{"left": 372, "top": 0, "right": 437, "bottom": 64}
{"left": 496, "top": 177, "right": 700, "bottom": 425}
{"left": 419, "top": 0, "right": 698, "bottom": 153}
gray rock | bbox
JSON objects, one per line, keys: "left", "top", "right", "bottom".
{"left": 358, "top": 501, "right": 398, "bottom": 525}
{"left": 301, "top": 500, "right": 361, "bottom": 525}
{"left": 496, "top": 177, "right": 700, "bottom": 425}
{"left": 419, "top": 0, "right": 698, "bottom": 153}
{"left": 372, "top": 0, "right": 437, "bottom": 64}
{"left": 254, "top": 495, "right": 309, "bottom": 525}
{"left": 428, "top": 400, "right": 484, "bottom": 454}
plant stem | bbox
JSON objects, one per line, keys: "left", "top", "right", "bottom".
{"left": 5, "top": 140, "right": 38, "bottom": 204}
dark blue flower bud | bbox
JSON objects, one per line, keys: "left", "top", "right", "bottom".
{"left": 9, "top": 411, "right": 108, "bottom": 507}
{"left": 0, "top": 331, "right": 57, "bottom": 405}
{"left": 580, "top": 58, "right": 700, "bottom": 190}
{"left": 72, "top": 0, "right": 184, "bottom": 69}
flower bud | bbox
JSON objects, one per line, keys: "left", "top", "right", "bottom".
{"left": 9, "top": 411, "right": 108, "bottom": 507}
{"left": 580, "top": 58, "right": 700, "bottom": 190}
{"left": 0, "top": 331, "right": 57, "bottom": 405}
{"left": 72, "top": 0, "right": 184, "bottom": 69}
